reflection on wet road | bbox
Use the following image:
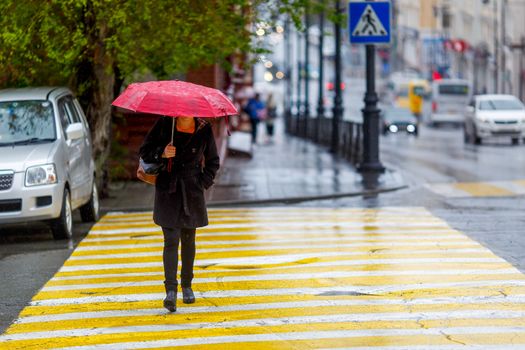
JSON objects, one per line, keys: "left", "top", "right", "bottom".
{"left": 381, "top": 124, "right": 525, "bottom": 185}
{"left": 3, "top": 207, "right": 525, "bottom": 349}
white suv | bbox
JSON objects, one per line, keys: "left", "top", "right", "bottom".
{"left": 464, "top": 94, "right": 525, "bottom": 145}
{"left": 0, "top": 87, "right": 99, "bottom": 239}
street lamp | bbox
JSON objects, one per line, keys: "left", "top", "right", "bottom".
{"left": 304, "top": 10, "right": 311, "bottom": 137}
{"left": 296, "top": 29, "right": 303, "bottom": 135}
{"left": 316, "top": 10, "right": 325, "bottom": 143}
{"left": 284, "top": 19, "right": 292, "bottom": 130}
{"left": 331, "top": 0, "right": 343, "bottom": 154}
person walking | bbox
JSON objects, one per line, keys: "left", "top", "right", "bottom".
{"left": 139, "top": 116, "right": 220, "bottom": 312}
{"left": 243, "top": 93, "right": 265, "bottom": 144}
{"left": 265, "top": 93, "right": 277, "bottom": 142}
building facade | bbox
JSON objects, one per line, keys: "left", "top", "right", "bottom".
{"left": 394, "top": 0, "right": 525, "bottom": 100}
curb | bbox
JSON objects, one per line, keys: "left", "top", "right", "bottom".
{"left": 101, "top": 185, "right": 408, "bottom": 213}
{"left": 207, "top": 185, "right": 408, "bottom": 207}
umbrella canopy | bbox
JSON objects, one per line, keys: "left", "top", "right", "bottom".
{"left": 112, "top": 80, "right": 238, "bottom": 118}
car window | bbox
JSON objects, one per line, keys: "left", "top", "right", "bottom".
{"left": 479, "top": 99, "right": 525, "bottom": 111}
{"left": 72, "top": 98, "right": 90, "bottom": 132}
{"left": 57, "top": 99, "right": 72, "bottom": 137}
{"left": 0, "top": 100, "right": 56, "bottom": 145}
{"left": 64, "top": 97, "right": 81, "bottom": 124}
{"left": 413, "top": 86, "right": 425, "bottom": 96}
{"left": 438, "top": 84, "right": 469, "bottom": 95}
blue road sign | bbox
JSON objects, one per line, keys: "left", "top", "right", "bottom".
{"left": 349, "top": 1, "right": 391, "bottom": 44}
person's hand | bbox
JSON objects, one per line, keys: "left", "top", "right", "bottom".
{"left": 162, "top": 144, "right": 176, "bottom": 158}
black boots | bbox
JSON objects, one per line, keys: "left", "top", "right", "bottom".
{"left": 182, "top": 287, "right": 195, "bottom": 304}
{"left": 164, "top": 287, "right": 194, "bottom": 311}
{"left": 163, "top": 290, "right": 176, "bottom": 312}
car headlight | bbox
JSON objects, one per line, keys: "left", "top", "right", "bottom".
{"left": 389, "top": 125, "right": 398, "bottom": 133}
{"left": 407, "top": 124, "right": 416, "bottom": 133}
{"left": 25, "top": 164, "right": 57, "bottom": 187}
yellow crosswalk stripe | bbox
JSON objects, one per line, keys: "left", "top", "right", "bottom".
{"left": 453, "top": 182, "right": 515, "bottom": 197}
{"left": 2, "top": 207, "right": 525, "bottom": 349}
{"left": 426, "top": 179, "right": 525, "bottom": 198}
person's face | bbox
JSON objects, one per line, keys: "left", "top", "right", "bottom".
{"left": 178, "top": 116, "right": 193, "bottom": 122}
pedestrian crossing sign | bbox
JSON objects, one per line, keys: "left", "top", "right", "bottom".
{"left": 349, "top": 1, "right": 391, "bottom": 44}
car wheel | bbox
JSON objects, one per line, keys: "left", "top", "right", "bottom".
{"left": 463, "top": 126, "right": 469, "bottom": 143}
{"left": 80, "top": 180, "right": 100, "bottom": 222}
{"left": 51, "top": 189, "right": 73, "bottom": 240}
{"left": 472, "top": 126, "right": 482, "bottom": 145}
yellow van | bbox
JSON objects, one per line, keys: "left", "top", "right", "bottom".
{"left": 408, "top": 79, "right": 429, "bottom": 117}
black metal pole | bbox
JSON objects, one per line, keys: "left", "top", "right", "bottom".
{"left": 331, "top": 0, "right": 343, "bottom": 154}
{"left": 303, "top": 11, "right": 310, "bottom": 138}
{"left": 509, "top": 37, "right": 525, "bottom": 101}
{"left": 316, "top": 10, "right": 325, "bottom": 143}
{"left": 359, "top": 45, "right": 385, "bottom": 173}
{"left": 501, "top": 0, "right": 507, "bottom": 93}
{"left": 284, "top": 19, "right": 292, "bottom": 132}
{"left": 296, "top": 30, "right": 302, "bottom": 135}
{"left": 493, "top": 0, "right": 498, "bottom": 93}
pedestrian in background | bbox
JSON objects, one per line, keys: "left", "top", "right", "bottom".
{"left": 243, "top": 93, "right": 265, "bottom": 144}
{"left": 265, "top": 93, "right": 277, "bottom": 143}
{"left": 139, "top": 116, "right": 220, "bottom": 312}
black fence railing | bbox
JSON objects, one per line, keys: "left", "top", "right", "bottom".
{"left": 285, "top": 114, "right": 363, "bottom": 166}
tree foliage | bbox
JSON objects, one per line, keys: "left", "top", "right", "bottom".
{"left": 0, "top": 0, "right": 337, "bottom": 191}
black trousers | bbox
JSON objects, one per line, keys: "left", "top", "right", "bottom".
{"left": 162, "top": 227, "right": 196, "bottom": 292}
{"left": 249, "top": 118, "right": 259, "bottom": 143}
{"left": 266, "top": 123, "right": 274, "bottom": 136}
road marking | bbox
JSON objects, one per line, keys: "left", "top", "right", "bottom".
{"left": 6, "top": 311, "right": 525, "bottom": 340}
{"left": 2, "top": 207, "right": 525, "bottom": 349}
{"left": 15, "top": 295, "right": 525, "bottom": 324}
{"left": 6, "top": 327, "right": 525, "bottom": 350}
{"left": 75, "top": 234, "right": 470, "bottom": 250}
{"left": 50, "top": 258, "right": 507, "bottom": 280}
{"left": 41, "top": 269, "right": 520, "bottom": 292}
{"left": 426, "top": 179, "right": 525, "bottom": 198}
{"left": 69, "top": 241, "right": 481, "bottom": 259}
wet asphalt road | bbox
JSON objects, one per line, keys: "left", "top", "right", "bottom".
{"left": 0, "top": 213, "right": 93, "bottom": 333}
{"left": 1, "top": 123, "right": 524, "bottom": 334}
{"left": 303, "top": 124, "right": 525, "bottom": 275}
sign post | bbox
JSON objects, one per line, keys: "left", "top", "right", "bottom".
{"left": 349, "top": 0, "right": 391, "bottom": 176}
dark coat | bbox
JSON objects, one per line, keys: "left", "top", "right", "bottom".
{"left": 139, "top": 117, "right": 220, "bottom": 229}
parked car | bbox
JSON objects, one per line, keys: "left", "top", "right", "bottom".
{"left": 429, "top": 79, "right": 472, "bottom": 126}
{"left": 464, "top": 94, "right": 525, "bottom": 145}
{"left": 381, "top": 107, "right": 419, "bottom": 136}
{"left": 0, "top": 87, "right": 99, "bottom": 239}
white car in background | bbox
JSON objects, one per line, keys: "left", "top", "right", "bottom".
{"left": 0, "top": 87, "right": 99, "bottom": 239}
{"left": 430, "top": 79, "right": 472, "bottom": 126}
{"left": 464, "top": 94, "right": 525, "bottom": 145}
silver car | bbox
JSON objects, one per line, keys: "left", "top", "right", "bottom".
{"left": 0, "top": 87, "right": 99, "bottom": 239}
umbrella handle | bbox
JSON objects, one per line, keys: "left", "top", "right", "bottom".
{"left": 167, "top": 118, "right": 175, "bottom": 172}
{"left": 171, "top": 118, "right": 175, "bottom": 144}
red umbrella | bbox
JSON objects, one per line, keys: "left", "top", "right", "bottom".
{"left": 112, "top": 80, "right": 238, "bottom": 118}
{"left": 112, "top": 80, "right": 237, "bottom": 174}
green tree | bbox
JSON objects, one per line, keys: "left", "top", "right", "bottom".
{"left": 0, "top": 0, "right": 334, "bottom": 193}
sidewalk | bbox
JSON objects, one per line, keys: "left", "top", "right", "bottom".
{"left": 102, "top": 118, "right": 405, "bottom": 212}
